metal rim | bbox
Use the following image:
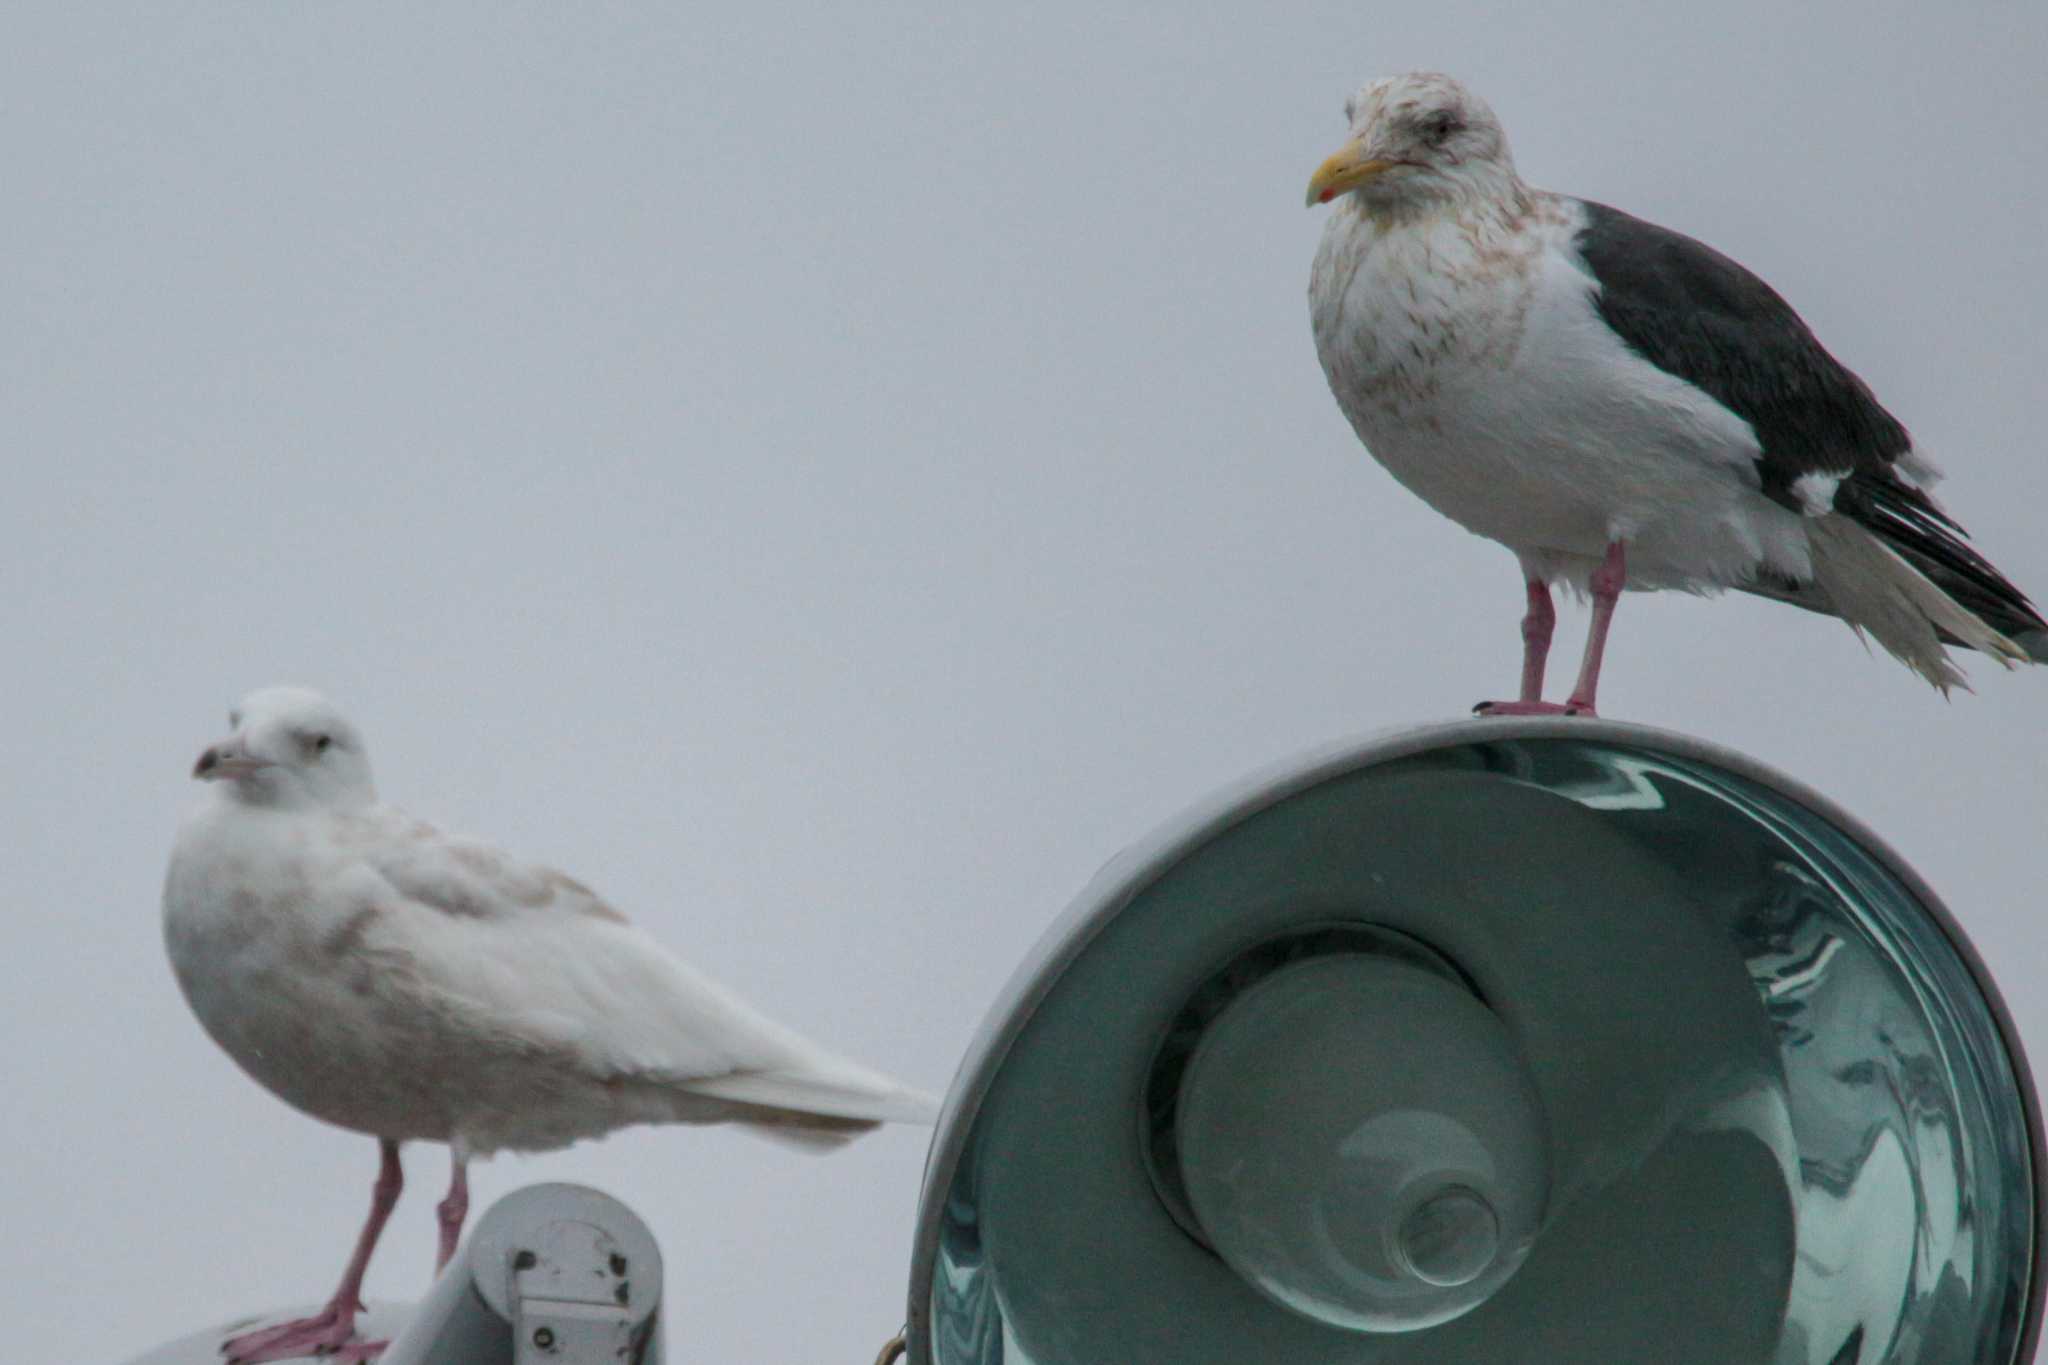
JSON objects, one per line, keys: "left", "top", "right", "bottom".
{"left": 903, "top": 715, "right": 2045, "bottom": 1364}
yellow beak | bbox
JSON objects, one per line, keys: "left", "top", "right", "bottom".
{"left": 1306, "top": 142, "right": 1399, "bottom": 207}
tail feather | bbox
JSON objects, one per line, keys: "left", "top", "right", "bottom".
{"left": 680, "top": 1068, "right": 942, "bottom": 1127}
{"left": 1739, "top": 469, "right": 2042, "bottom": 687}
{"left": 627, "top": 1068, "right": 938, "bottom": 1152}
{"left": 1803, "top": 515, "right": 2027, "bottom": 692}
{"left": 721, "top": 1102, "right": 881, "bottom": 1152}
{"left": 1839, "top": 472, "right": 2048, "bottom": 658}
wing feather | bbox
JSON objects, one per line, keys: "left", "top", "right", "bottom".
{"left": 1575, "top": 198, "right": 2046, "bottom": 649}
{"left": 348, "top": 813, "right": 937, "bottom": 1125}
{"left": 1572, "top": 198, "right": 1910, "bottom": 507}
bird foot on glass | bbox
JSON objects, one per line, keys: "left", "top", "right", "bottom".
{"left": 1472, "top": 699, "right": 1597, "bottom": 717}
{"left": 221, "top": 1304, "right": 386, "bottom": 1363}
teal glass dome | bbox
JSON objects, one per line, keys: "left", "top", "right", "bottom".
{"left": 906, "top": 719, "right": 2042, "bottom": 1365}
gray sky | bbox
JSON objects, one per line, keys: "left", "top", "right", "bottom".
{"left": 6, "top": 2, "right": 2045, "bottom": 1360}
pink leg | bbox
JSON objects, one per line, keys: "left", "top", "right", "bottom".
{"left": 221, "top": 1140, "right": 402, "bottom": 1364}
{"left": 1475, "top": 578, "right": 1570, "bottom": 716}
{"left": 1562, "top": 541, "right": 1627, "bottom": 715}
{"left": 1517, "top": 579, "right": 1555, "bottom": 702}
{"left": 435, "top": 1153, "right": 469, "bottom": 1273}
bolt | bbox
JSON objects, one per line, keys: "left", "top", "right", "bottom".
{"left": 609, "top": 1252, "right": 628, "bottom": 1275}
{"left": 514, "top": 1250, "right": 538, "bottom": 1270}
{"left": 533, "top": 1325, "right": 556, "bottom": 1349}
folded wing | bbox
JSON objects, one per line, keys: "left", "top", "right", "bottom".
{"left": 354, "top": 813, "right": 939, "bottom": 1138}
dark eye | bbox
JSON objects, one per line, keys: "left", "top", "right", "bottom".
{"left": 1421, "top": 110, "right": 1464, "bottom": 142}
{"left": 312, "top": 734, "right": 333, "bottom": 754}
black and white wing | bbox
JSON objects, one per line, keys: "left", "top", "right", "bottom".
{"left": 1573, "top": 199, "right": 2044, "bottom": 656}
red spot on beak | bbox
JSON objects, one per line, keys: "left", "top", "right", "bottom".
{"left": 1319, "top": 189, "right": 1335, "bottom": 204}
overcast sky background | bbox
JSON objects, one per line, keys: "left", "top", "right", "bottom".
{"left": 6, "top": 3, "right": 2046, "bottom": 1360}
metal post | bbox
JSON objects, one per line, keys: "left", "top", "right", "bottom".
{"left": 384, "top": 1182, "right": 664, "bottom": 1365}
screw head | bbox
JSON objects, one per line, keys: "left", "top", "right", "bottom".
{"left": 533, "top": 1325, "right": 556, "bottom": 1349}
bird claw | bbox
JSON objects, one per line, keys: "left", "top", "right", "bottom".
{"left": 221, "top": 1305, "right": 385, "bottom": 1363}
{"left": 1472, "top": 700, "right": 1596, "bottom": 717}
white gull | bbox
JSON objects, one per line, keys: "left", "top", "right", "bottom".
{"left": 163, "top": 685, "right": 937, "bottom": 1363}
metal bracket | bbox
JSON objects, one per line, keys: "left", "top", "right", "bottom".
{"left": 509, "top": 1217, "right": 645, "bottom": 1362}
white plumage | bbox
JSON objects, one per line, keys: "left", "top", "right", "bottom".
{"left": 163, "top": 685, "right": 934, "bottom": 1362}
{"left": 1313, "top": 192, "right": 1806, "bottom": 594}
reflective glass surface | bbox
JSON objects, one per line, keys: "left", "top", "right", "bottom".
{"left": 923, "top": 733, "right": 2037, "bottom": 1365}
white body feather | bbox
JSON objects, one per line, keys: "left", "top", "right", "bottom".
{"left": 164, "top": 787, "right": 935, "bottom": 1157}
{"left": 1310, "top": 191, "right": 1818, "bottom": 595}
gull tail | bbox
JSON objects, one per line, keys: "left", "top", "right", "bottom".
{"left": 1745, "top": 467, "right": 2047, "bottom": 688}
{"left": 679, "top": 1066, "right": 942, "bottom": 1151}
{"left": 1799, "top": 513, "right": 2038, "bottom": 693}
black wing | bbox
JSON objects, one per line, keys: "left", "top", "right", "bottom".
{"left": 1573, "top": 198, "right": 1908, "bottom": 505}
{"left": 1574, "top": 198, "right": 2044, "bottom": 651}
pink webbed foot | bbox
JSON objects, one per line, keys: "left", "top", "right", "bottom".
{"left": 1472, "top": 699, "right": 1596, "bottom": 717}
{"left": 220, "top": 1302, "right": 386, "bottom": 1363}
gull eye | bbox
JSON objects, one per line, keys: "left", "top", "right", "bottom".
{"left": 1422, "top": 110, "right": 1464, "bottom": 143}
{"left": 305, "top": 733, "right": 333, "bottom": 755}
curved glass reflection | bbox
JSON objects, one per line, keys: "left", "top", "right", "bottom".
{"left": 924, "top": 733, "right": 2036, "bottom": 1365}
{"left": 1495, "top": 738, "right": 2033, "bottom": 1365}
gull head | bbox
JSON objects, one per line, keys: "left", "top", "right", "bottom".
{"left": 193, "top": 686, "right": 375, "bottom": 811}
{"left": 1306, "top": 72, "right": 1518, "bottom": 214}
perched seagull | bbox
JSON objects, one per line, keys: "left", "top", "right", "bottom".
{"left": 163, "top": 686, "right": 937, "bottom": 1363}
{"left": 1306, "top": 71, "right": 2045, "bottom": 713}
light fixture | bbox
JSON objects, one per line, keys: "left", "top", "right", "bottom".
{"left": 905, "top": 718, "right": 2044, "bottom": 1365}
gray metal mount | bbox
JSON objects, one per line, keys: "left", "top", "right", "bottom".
{"left": 126, "top": 1182, "right": 664, "bottom": 1365}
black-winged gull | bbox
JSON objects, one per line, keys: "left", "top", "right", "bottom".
{"left": 163, "top": 686, "right": 937, "bottom": 1363}
{"left": 1306, "top": 71, "right": 2045, "bottom": 713}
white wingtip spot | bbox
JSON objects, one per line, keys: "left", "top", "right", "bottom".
{"left": 1791, "top": 471, "right": 1842, "bottom": 517}
{"left": 1896, "top": 445, "right": 1944, "bottom": 489}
